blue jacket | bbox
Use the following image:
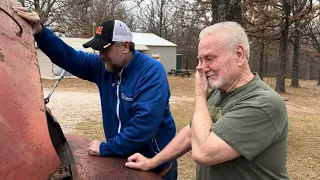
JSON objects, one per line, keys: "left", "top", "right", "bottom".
{"left": 35, "top": 27, "right": 176, "bottom": 172}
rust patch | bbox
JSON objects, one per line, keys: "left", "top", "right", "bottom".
{"left": 0, "top": 52, "right": 4, "bottom": 62}
{"left": 66, "top": 134, "right": 162, "bottom": 180}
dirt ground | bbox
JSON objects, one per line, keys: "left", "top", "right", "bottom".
{"left": 42, "top": 76, "right": 320, "bottom": 180}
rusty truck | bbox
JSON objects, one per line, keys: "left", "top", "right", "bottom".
{"left": 0, "top": 0, "right": 160, "bottom": 179}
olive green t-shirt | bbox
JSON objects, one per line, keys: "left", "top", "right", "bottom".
{"left": 196, "top": 74, "right": 289, "bottom": 180}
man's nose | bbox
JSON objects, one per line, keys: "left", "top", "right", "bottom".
{"left": 201, "top": 60, "right": 208, "bottom": 68}
{"left": 201, "top": 61, "right": 211, "bottom": 72}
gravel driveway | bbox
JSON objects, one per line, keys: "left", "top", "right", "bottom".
{"left": 43, "top": 89, "right": 102, "bottom": 134}
{"left": 43, "top": 88, "right": 194, "bottom": 134}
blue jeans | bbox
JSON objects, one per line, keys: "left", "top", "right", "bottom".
{"left": 162, "top": 159, "right": 178, "bottom": 180}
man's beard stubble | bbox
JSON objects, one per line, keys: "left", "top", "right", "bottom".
{"left": 207, "top": 76, "right": 224, "bottom": 90}
{"left": 103, "top": 53, "right": 125, "bottom": 73}
{"left": 104, "top": 61, "right": 123, "bottom": 73}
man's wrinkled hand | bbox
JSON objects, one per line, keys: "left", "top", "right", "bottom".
{"left": 195, "top": 60, "right": 208, "bottom": 97}
{"left": 125, "top": 153, "right": 154, "bottom": 171}
{"left": 88, "top": 140, "right": 102, "bottom": 156}
{"left": 12, "top": 6, "right": 42, "bottom": 35}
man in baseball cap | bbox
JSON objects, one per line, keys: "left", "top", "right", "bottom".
{"left": 13, "top": 6, "right": 178, "bottom": 179}
{"left": 83, "top": 20, "right": 133, "bottom": 51}
{"left": 83, "top": 20, "right": 135, "bottom": 73}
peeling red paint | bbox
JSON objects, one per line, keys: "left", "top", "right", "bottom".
{"left": 0, "top": 1, "right": 163, "bottom": 179}
{"left": 0, "top": 0, "right": 60, "bottom": 179}
{"left": 66, "top": 134, "right": 162, "bottom": 180}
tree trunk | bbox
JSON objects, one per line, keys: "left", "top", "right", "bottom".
{"left": 185, "top": 57, "right": 189, "bottom": 70}
{"left": 305, "top": 60, "right": 310, "bottom": 80}
{"left": 258, "top": 42, "right": 264, "bottom": 80}
{"left": 264, "top": 49, "right": 269, "bottom": 77}
{"left": 290, "top": 28, "right": 301, "bottom": 87}
{"left": 185, "top": 48, "right": 190, "bottom": 70}
{"left": 317, "top": 63, "right": 320, "bottom": 86}
{"left": 275, "top": 1, "right": 291, "bottom": 93}
{"left": 276, "top": 26, "right": 289, "bottom": 92}
{"left": 211, "top": 0, "right": 242, "bottom": 24}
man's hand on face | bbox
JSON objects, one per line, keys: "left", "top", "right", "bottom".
{"left": 12, "top": 6, "right": 42, "bottom": 35}
{"left": 125, "top": 153, "right": 155, "bottom": 171}
{"left": 88, "top": 140, "right": 102, "bottom": 156}
{"left": 195, "top": 59, "right": 208, "bottom": 98}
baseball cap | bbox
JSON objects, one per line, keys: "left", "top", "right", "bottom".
{"left": 83, "top": 20, "right": 132, "bottom": 51}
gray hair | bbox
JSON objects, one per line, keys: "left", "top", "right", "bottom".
{"left": 114, "top": 42, "right": 135, "bottom": 51}
{"left": 199, "top": 21, "right": 250, "bottom": 59}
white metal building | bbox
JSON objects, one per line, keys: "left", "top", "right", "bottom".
{"left": 37, "top": 33, "right": 177, "bottom": 77}
{"left": 132, "top": 32, "right": 177, "bottom": 72}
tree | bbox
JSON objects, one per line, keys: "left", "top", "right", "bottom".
{"left": 290, "top": 0, "right": 318, "bottom": 87}
{"left": 130, "top": 0, "right": 209, "bottom": 69}
{"left": 258, "top": 37, "right": 265, "bottom": 81}
{"left": 291, "top": 22, "right": 302, "bottom": 87}
{"left": 132, "top": 0, "right": 176, "bottom": 41}
{"left": 244, "top": 1, "right": 280, "bottom": 80}
{"left": 54, "top": 0, "right": 127, "bottom": 37}
{"left": 211, "top": 0, "right": 243, "bottom": 24}
{"left": 274, "top": 0, "right": 291, "bottom": 92}
{"left": 17, "top": 0, "right": 128, "bottom": 38}
{"left": 244, "top": 0, "right": 314, "bottom": 92}
{"left": 308, "top": 18, "right": 320, "bottom": 85}
{"left": 16, "top": 0, "right": 91, "bottom": 26}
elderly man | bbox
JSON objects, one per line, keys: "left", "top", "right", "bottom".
{"left": 125, "top": 21, "right": 289, "bottom": 180}
{"left": 13, "top": 6, "right": 177, "bottom": 179}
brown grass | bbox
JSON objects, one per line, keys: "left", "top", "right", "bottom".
{"left": 41, "top": 76, "right": 320, "bottom": 180}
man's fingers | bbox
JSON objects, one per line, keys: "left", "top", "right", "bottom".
{"left": 88, "top": 140, "right": 101, "bottom": 156}
{"left": 125, "top": 161, "right": 148, "bottom": 171}
{"left": 88, "top": 149, "right": 98, "bottom": 156}
{"left": 127, "top": 153, "right": 139, "bottom": 162}
{"left": 89, "top": 140, "right": 97, "bottom": 146}
{"left": 15, "top": 10, "right": 31, "bottom": 19}
{"left": 126, "top": 154, "right": 151, "bottom": 171}
{"left": 196, "top": 59, "right": 202, "bottom": 69}
{"left": 125, "top": 161, "right": 136, "bottom": 168}
{"left": 125, "top": 161, "right": 140, "bottom": 169}
{"left": 196, "top": 66, "right": 205, "bottom": 75}
{"left": 88, "top": 143, "right": 94, "bottom": 153}
{"left": 13, "top": 9, "right": 40, "bottom": 21}
{"left": 12, "top": 6, "right": 29, "bottom": 12}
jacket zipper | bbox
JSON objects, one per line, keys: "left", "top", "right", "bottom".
{"left": 116, "top": 79, "right": 121, "bottom": 133}
{"left": 152, "top": 137, "right": 161, "bottom": 153}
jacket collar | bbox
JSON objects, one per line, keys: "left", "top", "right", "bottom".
{"left": 117, "top": 50, "right": 140, "bottom": 78}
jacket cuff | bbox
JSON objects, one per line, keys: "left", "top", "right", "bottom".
{"left": 34, "top": 26, "right": 53, "bottom": 44}
{"left": 99, "top": 141, "right": 110, "bottom": 157}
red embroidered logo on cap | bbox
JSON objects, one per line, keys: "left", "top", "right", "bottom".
{"left": 96, "top": 26, "right": 103, "bottom": 35}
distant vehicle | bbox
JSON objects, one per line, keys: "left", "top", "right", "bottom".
{"left": 0, "top": 1, "right": 160, "bottom": 179}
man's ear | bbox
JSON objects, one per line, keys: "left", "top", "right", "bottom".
{"left": 123, "top": 41, "right": 130, "bottom": 53}
{"left": 236, "top": 45, "right": 245, "bottom": 66}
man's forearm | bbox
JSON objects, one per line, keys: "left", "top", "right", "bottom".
{"left": 191, "top": 96, "right": 212, "bottom": 156}
{"left": 151, "top": 125, "right": 191, "bottom": 167}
